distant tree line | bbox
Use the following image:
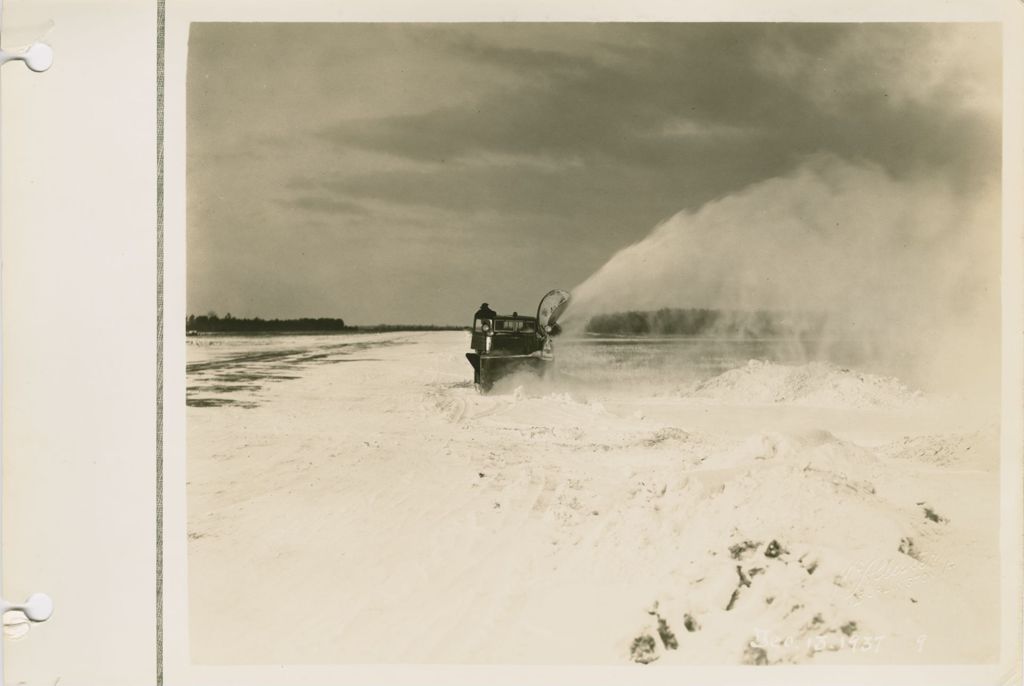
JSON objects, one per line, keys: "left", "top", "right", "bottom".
{"left": 187, "top": 313, "right": 348, "bottom": 333}
{"left": 186, "top": 312, "right": 466, "bottom": 334}
{"left": 584, "top": 308, "right": 829, "bottom": 338}
{"left": 355, "top": 323, "right": 467, "bottom": 332}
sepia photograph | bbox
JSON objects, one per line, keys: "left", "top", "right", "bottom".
{"left": 185, "top": 22, "right": 1003, "bottom": 666}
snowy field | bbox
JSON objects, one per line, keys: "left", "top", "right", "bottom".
{"left": 186, "top": 331, "right": 999, "bottom": 665}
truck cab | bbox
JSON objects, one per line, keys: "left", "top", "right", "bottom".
{"left": 466, "top": 290, "right": 570, "bottom": 391}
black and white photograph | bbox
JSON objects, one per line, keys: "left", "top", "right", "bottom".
{"left": 184, "top": 22, "right": 1004, "bottom": 666}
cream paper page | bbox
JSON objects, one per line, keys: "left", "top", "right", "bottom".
{"left": 2, "top": 0, "right": 1022, "bottom": 685}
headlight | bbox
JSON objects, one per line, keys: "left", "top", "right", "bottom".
{"left": 482, "top": 323, "right": 491, "bottom": 333}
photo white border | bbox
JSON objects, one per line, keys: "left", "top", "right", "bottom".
{"left": 161, "top": 2, "right": 1024, "bottom": 684}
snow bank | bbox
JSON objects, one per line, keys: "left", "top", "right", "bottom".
{"left": 188, "top": 332, "right": 999, "bottom": 665}
{"left": 618, "top": 428, "right": 997, "bottom": 665}
{"left": 878, "top": 428, "right": 998, "bottom": 470}
{"left": 687, "top": 360, "right": 923, "bottom": 408}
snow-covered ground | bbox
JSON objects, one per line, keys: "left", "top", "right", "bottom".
{"left": 186, "top": 331, "right": 999, "bottom": 665}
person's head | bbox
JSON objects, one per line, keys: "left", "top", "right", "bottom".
{"left": 481, "top": 303, "right": 489, "bottom": 309}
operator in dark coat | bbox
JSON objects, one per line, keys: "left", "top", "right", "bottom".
{"left": 475, "top": 303, "right": 497, "bottom": 320}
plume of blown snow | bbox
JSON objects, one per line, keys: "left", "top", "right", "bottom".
{"left": 564, "top": 155, "right": 999, "bottom": 397}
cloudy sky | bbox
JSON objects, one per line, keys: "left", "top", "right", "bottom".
{"left": 187, "top": 23, "right": 1000, "bottom": 325}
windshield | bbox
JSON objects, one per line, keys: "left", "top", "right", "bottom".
{"left": 493, "top": 319, "right": 536, "bottom": 334}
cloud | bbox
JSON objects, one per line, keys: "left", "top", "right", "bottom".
{"left": 754, "top": 23, "right": 1001, "bottom": 118}
{"left": 655, "top": 117, "right": 757, "bottom": 139}
{"left": 282, "top": 196, "right": 369, "bottom": 216}
{"left": 188, "top": 23, "right": 1002, "bottom": 328}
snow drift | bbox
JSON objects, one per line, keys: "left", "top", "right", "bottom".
{"left": 188, "top": 332, "right": 1000, "bottom": 665}
{"left": 686, "top": 360, "right": 923, "bottom": 408}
